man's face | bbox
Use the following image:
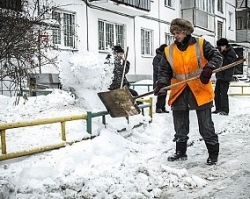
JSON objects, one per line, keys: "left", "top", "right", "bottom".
{"left": 219, "top": 45, "right": 227, "bottom": 52}
{"left": 173, "top": 30, "right": 187, "bottom": 43}
{"left": 114, "top": 52, "right": 124, "bottom": 59}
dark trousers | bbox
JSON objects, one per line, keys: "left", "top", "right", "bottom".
{"left": 156, "top": 94, "right": 166, "bottom": 110}
{"left": 172, "top": 109, "right": 218, "bottom": 145}
{"left": 214, "top": 79, "right": 230, "bottom": 113}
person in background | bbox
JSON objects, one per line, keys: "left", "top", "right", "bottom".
{"left": 154, "top": 18, "right": 223, "bottom": 165}
{"left": 153, "top": 44, "right": 169, "bottom": 113}
{"left": 212, "top": 38, "right": 237, "bottom": 116}
{"left": 108, "top": 45, "right": 139, "bottom": 97}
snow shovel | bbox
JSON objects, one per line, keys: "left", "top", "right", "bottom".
{"left": 98, "top": 59, "right": 245, "bottom": 118}
{"left": 98, "top": 46, "right": 135, "bottom": 118}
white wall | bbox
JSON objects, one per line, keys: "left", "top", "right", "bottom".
{"left": 225, "top": 1, "right": 236, "bottom": 41}
{"left": 42, "top": 0, "right": 237, "bottom": 77}
{"left": 134, "top": 17, "right": 157, "bottom": 75}
{"left": 131, "top": 0, "right": 181, "bottom": 75}
{"left": 214, "top": 0, "right": 236, "bottom": 43}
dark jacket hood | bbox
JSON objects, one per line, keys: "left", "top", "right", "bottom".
{"left": 155, "top": 48, "right": 163, "bottom": 55}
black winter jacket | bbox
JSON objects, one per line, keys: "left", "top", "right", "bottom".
{"left": 152, "top": 49, "right": 163, "bottom": 88}
{"left": 215, "top": 45, "right": 237, "bottom": 82}
{"left": 158, "top": 35, "right": 223, "bottom": 110}
{"left": 109, "top": 57, "right": 130, "bottom": 90}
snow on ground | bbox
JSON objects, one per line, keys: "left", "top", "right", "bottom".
{"left": 0, "top": 50, "right": 250, "bottom": 198}
{"left": 0, "top": 92, "right": 250, "bottom": 199}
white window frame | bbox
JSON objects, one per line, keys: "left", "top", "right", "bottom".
{"left": 165, "top": 33, "right": 175, "bottom": 45}
{"left": 217, "top": 21, "right": 223, "bottom": 40}
{"left": 165, "top": 0, "right": 175, "bottom": 8}
{"left": 196, "top": 0, "right": 214, "bottom": 14}
{"left": 98, "top": 20, "right": 125, "bottom": 51}
{"left": 141, "top": 28, "right": 153, "bottom": 56}
{"left": 217, "top": 0, "right": 223, "bottom": 13}
{"left": 52, "top": 10, "right": 77, "bottom": 49}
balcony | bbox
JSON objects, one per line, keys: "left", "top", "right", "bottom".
{"left": 236, "top": 10, "right": 250, "bottom": 42}
{"left": 236, "top": 0, "right": 250, "bottom": 9}
{"left": 88, "top": 0, "right": 150, "bottom": 16}
{"left": 182, "top": 8, "right": 215, "bottom": 32}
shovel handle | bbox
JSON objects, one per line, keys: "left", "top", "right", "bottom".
{"left": 212, "top": 58, "right": 245, "bottom": 74}
{"left": 134, "top": 58, "right": 245, "bottom": 100}
{"left": 120, "top": 46, "right": 129, "bottom": 89}
{"left": 134, "top": 76, "right": 199, "bottom": 99}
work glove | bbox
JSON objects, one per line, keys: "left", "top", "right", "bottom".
{"left": 200, "top": 64, "right": 215, "bottom": 84}
{"left": 154, "top": 83, "right": 167, "bottom": 96}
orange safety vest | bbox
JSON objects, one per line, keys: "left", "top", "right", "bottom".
{"left": 164, "top": 37, "right": 214, "bottom": 106}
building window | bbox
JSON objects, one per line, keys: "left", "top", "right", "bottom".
{"left": 141, "top": 29, "right": 153, "bottom": 56}
{"left": 98, "top": 20, "right": 125, "bottom": 50}
{"left": 165, "top": 0, "right": 175, "bottom": 8}
{"left": 165, "top": 33, "right": 175, "bottom": 45}
{"left": 0, "top": 0, "right": 21, "bottom": 11}
{"left": 228, "top": 12, "right": 233, "bottom": 30}
{"left": 217, "top": 0, "right": 223, "bottom": 13}
{"left": 217, "top": 21, "right": 223, "bottom": 40}
{"left": 236, "top": 17, "right": 243, "bottom": 30}
{"left": 52, "top": 10, "right": 76, "bottom": 48}
{"left": 196, "top": 0, "right": 214, "bottom": 14}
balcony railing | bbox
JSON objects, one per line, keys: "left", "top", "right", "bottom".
{"left": 88, "top": 0, "right": 150, "bottom": 16}
{"left": 110, "top": 0, "right": 151, "bottom": 11}
{"left": 182, "top": 8, "right": 215, "bottom": 32}
{"left": 0, "top": 0, "right": 22, "bottom": 11}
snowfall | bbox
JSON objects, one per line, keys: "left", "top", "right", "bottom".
{"left": 0, "top": 51, "right": 250, "bottom": 199}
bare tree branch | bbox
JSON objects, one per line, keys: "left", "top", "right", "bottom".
{"left": 0, "top": 0, "right": 58, "bottom": 96}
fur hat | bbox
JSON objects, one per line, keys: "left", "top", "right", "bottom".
{"left": 158, "top": 44, "right": 167, "bottom": 52}
{"left": 217, "top": 38, "right": 229, "bottom": 46}
{"left": 113, "top": 45, "right": 124, "bottom": 53}
{"left": 170, "top": 18, "right": 194, "bottom": 35}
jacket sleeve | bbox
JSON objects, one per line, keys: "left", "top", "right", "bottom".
{"left": 152, "top": 55, "right": 161, "bottom": 86}
{"left": 157, "top": 53, "right": 173, "bottom": 86}
{"left": 203, "top": 40, "right": 223, "bottom": 69}
{"left": 125, "top": 60, "right": 130, "bottom": 74}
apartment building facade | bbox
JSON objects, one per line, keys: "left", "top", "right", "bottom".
{"left": 44, "top": 0, "right": 238, "bottom": 75}
{"left": 1, "top": 0, "right": 245, "bottom": 95}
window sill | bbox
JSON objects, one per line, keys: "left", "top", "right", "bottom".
{"left": 142, "top": 55, "right": 154, "bottom": 58}
{"left": 52, "top": 45, "right": 78, "bottom": 51}
{"left": 164, "top": 5, "right": 175, "bottom": 10}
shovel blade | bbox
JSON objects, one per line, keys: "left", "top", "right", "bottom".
{"left": 98, "top": 87, "right": 141, "bottom": 118}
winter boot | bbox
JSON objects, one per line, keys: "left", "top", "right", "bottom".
{"left": 156, "top": 108, "right": 163, "bottom": 113}
{"left": 205, "top": 143, "right": 219, "bottom": 165}
{"left": 162, "top": 107, "right": 169, "bottom": 113}
{"left": 168, "top": 142, "right": 187, "bottom": 161}
{"left": 212, "top": 110, "right": 220, "bottom": 114}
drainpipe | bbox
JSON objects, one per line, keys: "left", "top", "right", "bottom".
{"left": 133, "top": 17, "right": 136, "bottom": 74}
{"left": 158, "top": 0, "right": 161, "bottom": 45}
{"left": 86, "top": 2, "right": 89, "bottom": 51}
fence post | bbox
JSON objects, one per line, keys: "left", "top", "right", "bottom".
{"left": 102, "top": 115, "right": 106, "bottom": 126}
{"left": 86, "top": 111, "right": 92, "bottom": 134}
{"left": 61, "top": 122, "right": 66, "bottom": 141}
{"left": 0, "top": 130, "right": 7, "bottom": 154}
{"left": 149, "top": 97, "right": 153, "bottom": 119}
